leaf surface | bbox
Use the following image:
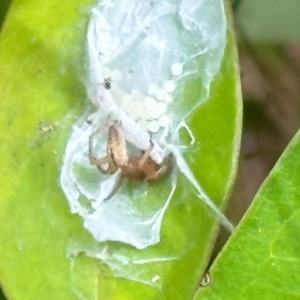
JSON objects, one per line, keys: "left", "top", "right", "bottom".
{"left": 196, "top": 121, "right": 300, "bottom": 300}
{"left": 0, "top": 1, "right": 241, "bottom": 299}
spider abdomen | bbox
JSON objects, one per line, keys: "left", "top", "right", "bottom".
{"left": 121, "top": 156, "right": 145, "bottom": 180}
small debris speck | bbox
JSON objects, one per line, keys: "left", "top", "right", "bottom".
{"left": 199, "top": 273, "right": 210, "bottom": 287}
{"left": 151, "top": 275, "right": 160, "bottom": 283}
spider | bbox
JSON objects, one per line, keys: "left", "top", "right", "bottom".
{"left": 88, "top": 121, "right": 171, "bottom": 197}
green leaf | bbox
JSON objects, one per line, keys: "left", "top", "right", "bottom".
{"left": 195, "top": 123, "right": 300, "bottom": 299}
{"left": 0, "top": 0, "right": 241, "bottom": 299}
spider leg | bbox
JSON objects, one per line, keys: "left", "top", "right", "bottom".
{"left": 89, "top": 129, "right": 118, "bottom": 174}
{"left": 146, "top": 165, "right": 168, "bottom": 181}
{"left": 144, "top": 153, "right": 172, "bottom": 181}
{"left": 138, "top": 144, "right": 153, "bottom": 169}
{"left": 138, "top": 142, "right": 169, "bottom": 180}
